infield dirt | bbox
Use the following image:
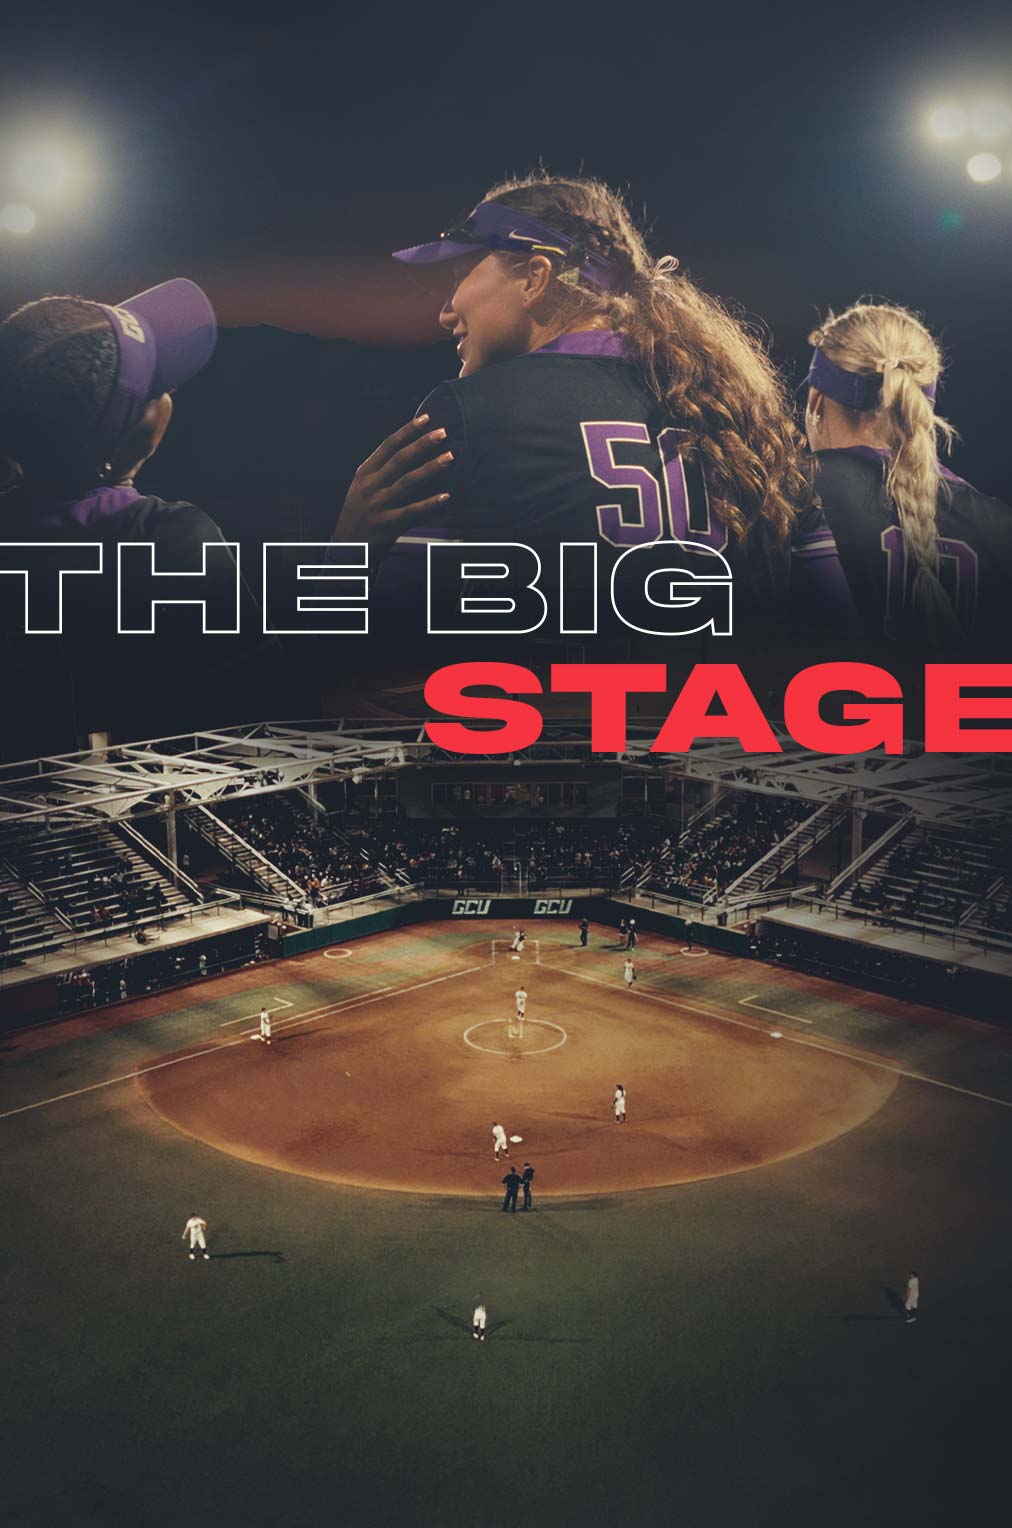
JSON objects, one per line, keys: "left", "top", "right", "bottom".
{"left": 139, "top": 936, "right": 896, "bottom": 1195}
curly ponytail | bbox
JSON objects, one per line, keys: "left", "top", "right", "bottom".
{"left": 482, "top": 173, "right": 816, "bottom": 546}
{"left": 810, "top": 303, "right": 961, "bottom": 646}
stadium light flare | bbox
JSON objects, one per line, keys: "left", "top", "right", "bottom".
{"left": 966, "top": 153, "right": 1002, "bottom": 183}
{"left": 0, "top": 203, "right": 36, "bottom": 234}
{"left": 14, "top": 147, "right": 71, "bottom": 197}
{"left": 970, "top": 100, "right": 1012, "bottom": 139}
{"left": 929, "top": 105, "right": 967, "bottom": 140}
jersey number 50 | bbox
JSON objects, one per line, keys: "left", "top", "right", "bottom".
{"left": 580, "top": 422, "right": 728, "bottom": 552}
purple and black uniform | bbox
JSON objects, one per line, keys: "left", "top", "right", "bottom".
{"left": 375, "top": 331, "right": 854, "bottom": 649}
{"left": 0, "top": 278, "right": 284, "bottom": 752}
{"left": 813, "top": 446, "right": 1012, "bottom": 654}
{"left": 2, "top": 485, "right": 280, "bottom": 750}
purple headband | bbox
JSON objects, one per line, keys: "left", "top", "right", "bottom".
{"left": 95, "top": 278, "right": 218, "bottom": 454}
{"left": 392, "top": 200, "right": 622, "bottom": 293}
{"left": 807, "top": 347, "right": 937, "bottom": 410}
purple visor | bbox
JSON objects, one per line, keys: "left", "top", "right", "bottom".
{"left": 807, "top": 347, "right": 936, "bottom": 410}
{"left": 94, "top": 278, "right": 218, "bottom": 453}
{"left": 392, "top": 200, "right": 622, "bottom": 293}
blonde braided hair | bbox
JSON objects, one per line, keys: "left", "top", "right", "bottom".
{"left": 810, "top": 302, "right": 961, "bottom": 644}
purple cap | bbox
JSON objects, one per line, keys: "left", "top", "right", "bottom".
{"left": 807, "top": 347, "right": 936, "bottom": 411}
{"left": 95, "top": 278, "right": 217, "bottom": 453}
{"left": 392, "top": 201, "right": 622, "bottom": 293}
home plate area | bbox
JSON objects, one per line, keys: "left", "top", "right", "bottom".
{"left": 139, "top": 929, "right": 896, "bottom": 1198}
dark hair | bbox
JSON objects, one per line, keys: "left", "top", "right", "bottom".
{"left": 0, "top": 297, "right": 117, "bottom": 493}
{"left": 482, "top": 173, "right": 816, "bottom": 545}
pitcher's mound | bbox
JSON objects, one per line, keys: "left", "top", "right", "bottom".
{"left": 139, "top": 961, "right": 896, "bottom": 1196}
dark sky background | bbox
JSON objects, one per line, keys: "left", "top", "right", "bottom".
{"left": 2, "top": 0, "right": 1010, "bottom": 493}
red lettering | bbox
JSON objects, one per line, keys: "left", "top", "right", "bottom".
{"left": 551, "top": 663, "right": 667, "bottom": 751}
{"left": 783, "top": 663, "right": 902, "bottom": 754}
{"left": 423, "top": 663, "right": 544, "bottom": 752}
{"left": 651, "top": 665, "right": 781, "bottom": 753}
{"left": 925, "top": 664, "right": 1012, "bottom": 752}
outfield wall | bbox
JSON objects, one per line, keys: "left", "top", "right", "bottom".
{"left": 280, "top": 896, "right": 751, "bottom": 957}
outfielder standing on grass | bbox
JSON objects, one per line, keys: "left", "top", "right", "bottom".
{"left": 473, "top": 1302, "right": 487, "bottom": 1341}
{"left": 182, "top": 1214, "right": 209, "bottom": 1261}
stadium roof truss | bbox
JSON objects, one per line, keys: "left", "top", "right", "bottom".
{"left": 1, "top": 720, "right": 1012, "bottom": 833}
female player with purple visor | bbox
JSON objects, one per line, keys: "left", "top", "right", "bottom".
{"left": 804, "top": 302, "right": 1012, "bottom": 654}
{"left": 336, "top": 173, "right": 857, "bottom": 650}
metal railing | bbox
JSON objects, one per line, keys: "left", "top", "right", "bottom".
{"left": 778, "top": 893, "right": 1012, "bottom": 960}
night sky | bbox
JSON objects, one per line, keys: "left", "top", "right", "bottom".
{"left": 2, "top": 0, "right": 1011, "bottom": 492}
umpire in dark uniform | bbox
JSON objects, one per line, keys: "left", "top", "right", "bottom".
{"left": 521, "top": 1162, "right": 535, "bottom": 1211}
{"left": 501, "top": 1166, "right": 521, "bottom": 1212}
{"left": 578, "top": 918, "right": 589, "bottom": 947}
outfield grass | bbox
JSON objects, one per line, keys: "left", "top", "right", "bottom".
{"left": 3, "top": 923, "right": 1010, "bottom": 1526}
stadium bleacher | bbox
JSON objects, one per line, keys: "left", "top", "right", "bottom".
{"left": 834, "top": 824, "right": 1012, "bottom": 936}
{"left": 0, "top": 823, "right": 201, "bottom": 962}
{"left": 644, "top": 793, "right": 813, "bottom": 903}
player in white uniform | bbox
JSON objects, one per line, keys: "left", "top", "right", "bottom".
{"left": 623, "top": 958, "right": 636, "bottom": 988}
{"left": 904, "top": 1271, "right": 919, "bottom": 1324}
{"left": 259, "top": 1007, "right": 272, "bottom": 1045}
{"left": 473, "top": 1302, "right": 487, "bottom": 1341}
{"left": 182, "top": 1214, "right": 209, "bottom": 1261}
{"left": 514, "top": 985, "right": 527, "bottom": 1038}
{"left": 614, "top": 1084, "right": 627, "bottom": 1122}
{"left": 492, "top": 1122, "right": 509, "bottom": 1161}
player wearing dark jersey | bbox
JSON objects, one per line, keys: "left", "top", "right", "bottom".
{"left": 0, "top": 280, "right": 282, "bottom": 748}
{"left": 345, "top": 174, "right": 856, "bottom": 650}
{"left": 804, "top": 302, "right": 1012, "bottom": 655}
{"left": 0, "top": 282, "right": 449, "bottom": 749}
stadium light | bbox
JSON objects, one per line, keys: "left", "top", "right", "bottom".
{"left": 929, "top": 105, "right": 967, "bottom": 140}
{"left": 14, "top": 147, "right": 71, "bottom": 197}
{"left": 0, "top": 203, "right": 36, "bottom": 234}
{"left": 967, "top": 153, "right": 1003, "bottom": 183}
{"left": 970, "top": 100, "right": 1012, "bottom": 140}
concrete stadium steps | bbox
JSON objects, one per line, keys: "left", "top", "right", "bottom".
{"left": 0, "top": 822, "right": 205, "bottom": 965}
{"left": 1, "top": 824, "right": 193, "bottom": 935}
{"left": 721, "top": 801, "right": 848, "bottom": 906}
{"left": 184, "top": 806, "right": 305, "bottom": 900}
{"left": 633, "top": 790, "right": 728, "bottom": 891}
{"left": 836, "top": 823, "right": 1012, "bottom": 935}
{"left": 211, "top": 793, "right": 394, "bottom": 898}
{"left": 643, "top": 793, "right": 812, "bottom": 904}
{"left": 967, "top": 880, "right": 1012, "bottom": 940}
{"left": 0, "top": 869, "right": 68, "bottom": 957}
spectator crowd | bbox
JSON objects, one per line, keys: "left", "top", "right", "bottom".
{"left": 647, "top": 796, "right": 811, "bottom": 902}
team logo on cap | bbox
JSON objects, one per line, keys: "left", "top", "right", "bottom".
{"left": 110, "top": 307, "right": 146, "bottom": 345}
